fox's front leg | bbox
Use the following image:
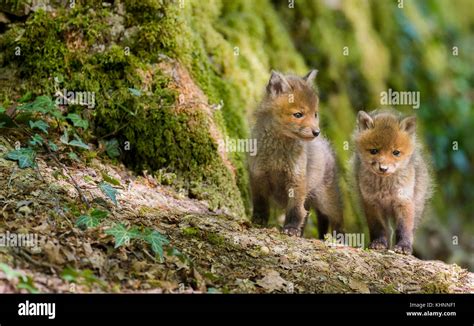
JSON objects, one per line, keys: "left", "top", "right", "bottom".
{"left": 393, "top": 201, "right": 415, "bottom": 255}
{"left": 364, "top": 201, "right": 389, "bottom": 250}
{"left": 250, "top": 176, "right": 269, "bottom": 226}
{"left": 283, "top": 180, "right": 308, "bottom": 237}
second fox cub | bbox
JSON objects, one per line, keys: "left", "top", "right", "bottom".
{"left": 249, "top": 70, "right": 343, "bottom": 238}
{"left": 353, "top": 109, "right": 432, "bottom": 254}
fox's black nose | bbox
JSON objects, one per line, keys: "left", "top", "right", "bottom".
{"left": 312, "top": 130, "right": 320, "bottom": 137}
{"left": 379, "top": 166, "right": 388, "bottom": 173}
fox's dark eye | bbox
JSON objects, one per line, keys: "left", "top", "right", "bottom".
{"left": 393, "top": 150, "right": 401, "bottom": 156}
{"left": 293, "top": 112, "right": 303, "bottom": 118}
{"left": 315, "top": 112, "right": 318, "bottom": 118}
{"left": 369, "top": 149, "right": 378, "bottom": 155}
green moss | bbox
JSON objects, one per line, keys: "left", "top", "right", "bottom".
{"left": 380, "top": 284, "right": 401, "bottom": 294}
{"left": 421, "top": 274, "right": 451, "bottom": 293}
{"left": 421, "top": 282, "right": 450, "bottom": 294}
{"left": 181, "top": 225, "right": 226, "bottom": 247}
{"left": 206, "top": 232, "right": 226, "bottom": 246}
{"left": 182, "top": 227, "right": 199, "bottom": 237}
{"left": 0, "top": 3, "right": 249, "bottom": 216}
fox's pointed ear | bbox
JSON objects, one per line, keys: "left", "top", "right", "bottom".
{"left": 400, "top": 116, "right": 416, "bottom": 135}
{"left": 357, "top": 111, "right": 374, "bottom": 131}
{"left": 267, "top": 70, "right": 291, "bottom": 97}
{"left": 303, "top": 69, "right": 318, "bottom": 85}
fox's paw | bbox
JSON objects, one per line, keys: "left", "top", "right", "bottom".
{"left": 394, "top": 242, "right": 412, "bottom": 255}
{"left": 369, "top": 238, "right": 388, "bottom": 250}
{"left": 282, "top": 226, "right": 302, "bottom": 237}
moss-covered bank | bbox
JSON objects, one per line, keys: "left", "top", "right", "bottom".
{"left": 0, "top": 0, "right": 306, "bottom": 217}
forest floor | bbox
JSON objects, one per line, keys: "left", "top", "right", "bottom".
{"left": 0, "top": 135, "right": 472, "bottom": 294}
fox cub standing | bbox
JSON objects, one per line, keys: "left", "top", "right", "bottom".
{"left": 353, "top": 109, "right": 432, "bottom": 254}
{"left": 248, "top": 70, "right": 343, "bottom": 238}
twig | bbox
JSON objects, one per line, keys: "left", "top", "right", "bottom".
{"left": 15, "top": 249, "right": 58, "bottom": 271}
{"left": 97, "top": 121, "right": 130, "bottom": 140}
{"left": 53, "top": 197, "right": 73, "bottom": 227}
{"left": 34, "top": 163, "right": 45, "bottom": 182}
{"left": 50, "top": 152, "right": 91, "bottom": 209}
{"left": 5, "top": 104, "right": 20, "bottom": 120}
{"left": 142, "top": 248, "right": 157, "bottom": 262}
{"left": 7, "top": 165, "right": 17, "bottom": 189}
{"left": 1, "top": 203, "right": 10, "bottom": 216}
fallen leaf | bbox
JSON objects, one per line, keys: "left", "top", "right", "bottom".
{"left": 44, "top": 241, "right": 65, "bottom": 265}
{"left": 256, "top": 269, "right": 288, "bottom": 292}
{"left": 348, "top": 279, "right": 370, "bottom": 293}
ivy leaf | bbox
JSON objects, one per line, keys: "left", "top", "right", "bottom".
{"left": 29, "top": 120, "right": 49, "bottom": 134}
{"left": 17, "top": 275, "right": 39, "bottom": 293}
{"left": 60, "top": 129, "right": 69, "bottom": 145}
{"left": 29, "top": 134, "right": 44, "bottom": 147}
{"left": 0, "top": 263, "right": 24, "bottom": 280}
{"left": 100, "top": 171, "right": 121, "bottom": 186}
{"left": 0, "top": 106, "right": 8, "bottom": 128}
{"left": 48, "top": 141, "right": 58, "bottom": 152}
{"left": 61, "top": 267, "right": 79, "bottom": 282}
{"left": 33, "top": 95, "right": 54, "bottom": 108}
{"left": 76, "top": 215, "right": 101, "bottom": 229}
{"left": 19, "top": 96, "right": 63, "bottom": 120}
{"left": 90, "top": 209, "right": 108, "bottom": 220}
{"left": 145, "top": 230, "right": 169, "bottom": 262}
{"left": 128, "top": 88, "right": 141, "bottom": 97}
{"left": 68, "top": 152, "right": 80, "bottom": 162}
{"left": 104, "top": 138, "right": 120, "bottom": 158}
{"left": 61, "top": 267, "right": 104, "bottom": 288}
{"left": 19, "top": 96, "right": 54, "bottom": 114}
{"left": 76, "top": 209, "right": 108, "bottom": 229}
{"left": 0, "top": 263, "right": 38, "bottom": 293}
{"left": 128, "top": 226, "right": 143, "bottom": 240}
{"left": 67, "top": 113, "right": 89, "bottom": 130}
{"left": 18, "top": 92, "right": 33, "bottom": 103}
{"left": 105, "top": 223, "right": 130, "bottom": 248}
{"left": 5, "top": 148, "right": 36, "bottom": 168}
{"left": 68, "top": 134, "right": 89, "bottom": 150}
{"left": 99, "top": 181, "right": 118, "bottom": 205}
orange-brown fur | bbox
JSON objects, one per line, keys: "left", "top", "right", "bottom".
{"left": 249, "top": 70, "right": 343, "bottom": 237}
{"left": 352, "top": 109, "right": 432, "bottom": 254}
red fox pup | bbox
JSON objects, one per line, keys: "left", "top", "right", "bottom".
{"left": 353, "top": 109, "right": 432, "bottom": 254}
{"left": 248, "top": 70, "right": 343, "bottom": 238}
